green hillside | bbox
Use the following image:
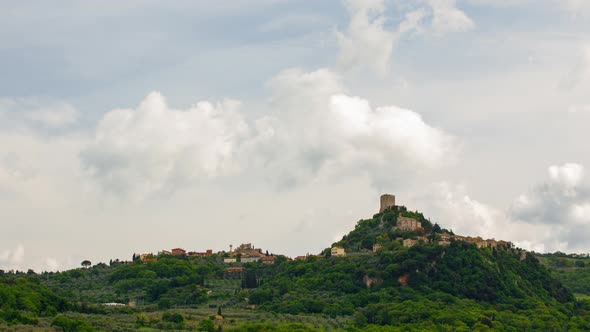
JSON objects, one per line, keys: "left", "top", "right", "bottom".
{"left": 536, "top": 252, "right": 590, "bottom": 299}
{"left": 0, "top": 276, "right": 69, "bottom": 325}
{"left": 1, "top": 204, "right": 589, "bottom": 331}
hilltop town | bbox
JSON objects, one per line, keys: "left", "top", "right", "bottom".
{"left": 134, "top": 194, "right": 521, "bottom": 274}
{"left": 330, "top": 194, "right": 519, "bottom": 258}
{"left": 2, "top": 194, "right": 588, "bottom": 331}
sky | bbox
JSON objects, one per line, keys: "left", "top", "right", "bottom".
{"left": 1, "top": 0, "right": 590, "bottom": 272}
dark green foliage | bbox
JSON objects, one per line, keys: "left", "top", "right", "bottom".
{"left": 199, "top": 318, "right": 215, "bottom": 332}
{"left": 226, "top": 322, "right": 318, "bottom": 331}
{"left": 0, "top": 309, "right": 38, "bottom": 326}
{"left": 51, "top": 314, "right": 95, "bottom": 332}
{"left": 243, "top": 270, "right": 258, "bottom": 289}
{"left": 162, "top": 311, "right": 183, "bottom": 323}
{"left": 0, "top": 276, "right": 69, "bottom": 325}
{"left": 539, "top": 253, "right": 590, "bottom": 296}
{"left": 161, "top": 311, "right": 185, "bottom": 329}
{"left": 107, "top": 256, "right": 213, "bottom": 305}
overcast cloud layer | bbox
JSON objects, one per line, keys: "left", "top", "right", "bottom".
{"left": 1, "top": 0, "right": 590, "bottom": 271}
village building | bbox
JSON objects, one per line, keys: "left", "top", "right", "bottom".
{"left": 453, "top": 235, "right": 466, "bottom": 242}
{"left": 234, "top": 243, "right": 264, "bottom": 256}
{"left": 437, "top": 232, "right": 452, "bottom": 246}
{"left": 403, "top": 238, "right": 418, "bottom": 248}
{"left": 463, "top": 236, "right": 488, "bottom": 248}
{"left": 397, "top": 216, "right": 422, "bottom": 231}
{"left": 331, "top": 246, "right": 346, "bottom": 257}
{"left": 373, "top": 243, "right": 383, "bottom": 252}
{"left": 189, "top": 249, "right": 213, "bottom": 257}
{"left": 224, "top": 266, "right": 244, "bottom": 278}
{"left": 261, "top": 256, "right": 275, "bottom": 264}
{"left": 416, "top": 236, "right": 430, "bottom": 244}
{"left": 223, "top": 257, "right": 237, "bottom": 264}
{"left": 440, "top": 233, "right": 452, "bottom": 241}
{"left": 241, "top": 255, "right": 261, "bottom": 263}
{"left": 171, "top": 248, "right": 186, "bottom": 255}
{"left": 139, "top": 254, "right": 157, "bottom": 263}
{"left": 487, "top": 239, "right": 498, "bottom": 248}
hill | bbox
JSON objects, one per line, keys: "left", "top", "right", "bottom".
{"left": 1, "top": 197, "right": 589, "bottom": 331}
{"left": 247, "top": 204, "right": 583, "bottom": 330}
{"left": 536, "top": 252, "right": 590, "bottom": 299}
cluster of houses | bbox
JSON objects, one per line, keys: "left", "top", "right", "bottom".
{"left": 137, "top": 243, "right": 276, "bottom": 274}
{"left": 137, "top": 248, "right": 214, "bottom": 263}
{"left": 136, "top": 194, "right": 518, "bottom": 269}
{"left": 222, "top": 243, "right": 276, "bottom": 265}
{"left": 329, "top": 203, "right": 515, "bottom": 257}
{"left": 398, "top": 233, "right": 511, "bottom": 249}
{"left": 394, "top": 212, "right": 512, "bottom": 249}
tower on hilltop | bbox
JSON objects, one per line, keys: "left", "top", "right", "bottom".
{"left": 380, "top": 194, "right": 396, "bottom": 212}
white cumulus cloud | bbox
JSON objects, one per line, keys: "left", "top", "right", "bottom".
{"left": 410, "top": 179, "right": 577, "bottom": 254}
{"left": 0, "top": 244, "right": 25, "bottom": 270}
{"left": 428, "top": 0, "right": 475, "bottom": 33}
{"left": 336, "top": 0, "right": 398, "bottom": 74}
{"left": 560, "top": 0, "right": 590, "bottom": 15}
{"left": 548, "top": 163, "right": 584, "bottom": 189}
{"left": 335, "top": 0, "right": 474, "bottom": 74}
{"left": 0, "top": 98, "right": 79, "bottom": 129}
{"left": 81, "top": 91, "right": 251, "bottom": 198}
{"left": 261, "top": 68, "right": 456, "bottom": 188}
{"left": 508, "top": 163, "right": 590, "bottom": 252}
{"left": 561, "top": 44, "right": 590, "bottom": 89}
{"left": 336, "top": 0, "right": 429, "bottom": 74}
{"left": 330, "top": 94, "right": 453, "bottom": 166}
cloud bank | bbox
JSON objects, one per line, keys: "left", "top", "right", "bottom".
{"left": 79, "top": 69, "right": 455, "bottom": 196}
{"left": 81, "top": 92, "right": 250, "bottom": 198}
{"left": 416, "top": 163, "right": 590, "bottom": 254}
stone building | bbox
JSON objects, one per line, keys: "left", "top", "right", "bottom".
{"left": 416, "top": 236, "right": 430, "bottom": 244}
{"left": 331, "top": 246, "right": 346, "bottom": 257}
{"left": 397, "top": 216, "right": 422, "bottom": 231}
{"left": 380, "top": 194, "right": 396, "bottom": 212}
{"left": 234, "top": 243, "right": 264, "bottom": 257}
{"left": 225, "top": 267, "right": 244, "bottom": 279}
{"left": 171, "top": 248, "right": 186, "bottom": 255}
{"left": 241, "top": 255, "right": 261, "bottom": 263}
{"left": 372, "top": 243, "right": 383, "bottom": 252}
{"left": 261, "top": 256, "right": 275, "bottom": 264}
{"left": 403, "top": 238, "right": 418, "bottom": 248}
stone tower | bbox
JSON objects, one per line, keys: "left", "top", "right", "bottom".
{"left": 380, "top": 194, "right": 396, "bottom": 212}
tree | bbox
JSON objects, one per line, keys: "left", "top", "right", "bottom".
{"left": 52, "top": 315, "right": 95, "bottom": 332}
{"left": 217, "top": 306, "right": 222, "bottom": 316}
{"left": 244, "top": 270, "right": 258, "bottom": 289}
{"left": 162, "top": 312, "right": 184, "bottom": 324}
{"left": 199, "top": 318, "right": 215, "bottom": 332}
{"left": 81, "top": 260, "right": 91, "bottom": 269}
